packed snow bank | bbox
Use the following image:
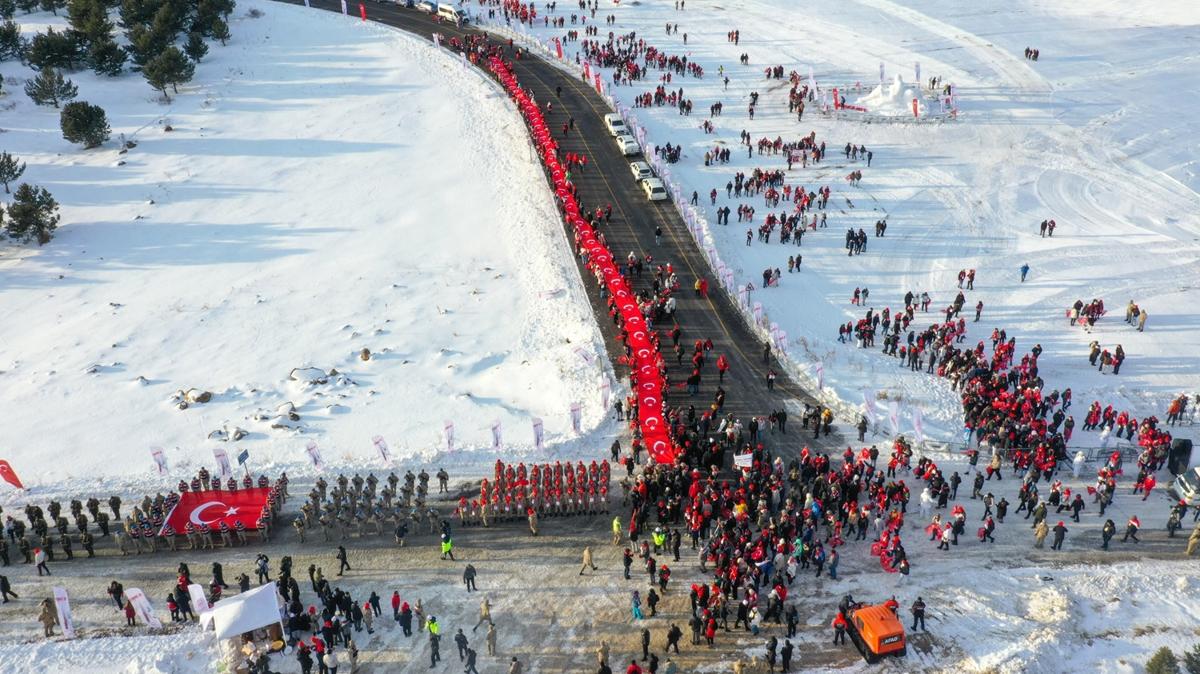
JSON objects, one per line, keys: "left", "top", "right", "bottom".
{"left": 0, "top": 1, "right": 612, "bottom": 487}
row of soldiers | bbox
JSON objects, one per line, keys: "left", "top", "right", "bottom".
{"left": 1, "top": 495, "right": 129, "bottom": 566}
{"left": 291, "top": 470, "right": 453, "bottom": 545}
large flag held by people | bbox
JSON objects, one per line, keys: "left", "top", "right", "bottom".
{"left": 160, "top": 488, "right": 271, "bottom": 535}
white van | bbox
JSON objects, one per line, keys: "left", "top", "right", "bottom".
{"left": 1171, "top": 467, "right": 1200, "bottom": 505}
{"left": 437, "top": 4, "right": 467, "bottom": 23}
{"left": 604, "top": 113, "right": 627, "bottom": 137}
{"left": 416, "top": 0, "right": 436, "bottom": 13}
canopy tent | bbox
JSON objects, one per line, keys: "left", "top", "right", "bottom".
{"left": 202, "top": 582, "right": 283, "bottom": 640}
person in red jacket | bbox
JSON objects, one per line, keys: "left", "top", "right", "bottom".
{"left": 832, "top": 611, "right": 848, "bottom": 644}
{"left": 626, "top": 659, "right": 644, "bottom": 674}
{"left": 391, "top": 591, "right": 401, "bottom": 621}
{"left": 124, "top": 600, "right": 136, "bottom": 627}
{"left": 883, "top": 596, "right": 899, "bottom": 614}
{"left": 716, "top": 354, "right": 730, "bottom": 382}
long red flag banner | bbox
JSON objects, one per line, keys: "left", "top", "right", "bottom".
{"left": 489, "top": 57, "right": 677, "bottom": 464}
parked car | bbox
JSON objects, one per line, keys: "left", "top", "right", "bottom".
{"left": 641, "top": 177, "right": 668, "bottom": 201}
{"left": 629, "top": 161, "right": 653, "bottom": 181}
{"left": 603, "top": 113, "right": 627, "bottom": 137}
{"left": 615, "top": 133, "right": 641, "bottom": 156}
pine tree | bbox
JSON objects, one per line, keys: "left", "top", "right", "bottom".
{"left": 16, "top": 0, "right": 37, "bottom": 14}
{"left": 67, "top": 0, "right": 114, "bottom": 45}
{"left": 5, "top": 183, "right": 60, "bottom": 245}
{"left": 26, "top": 27, "right": 85, "bottom": 70}
{"left": 142, "top": 45, "right": 192, "bottom": 100}
{"left": 183, "top": 31, "right": 206, "bottom": 62}
{"left": 88, "top": 34, "right": 126, "bottom": 75}
{"left": 0, "top": 0, "right": 16, "bottom": 20}
{"left": 210, "top": 16, "right": 228, "bottom": 45}
{"left": 60, "top": 100, "right": 110, "bottom": 148}
{"left": 117, "top": 0, "right": 157, "bottom": 29}
{"left": 39, "top": 0, "right": 66, "bottom": 15}
{"left": 0, "top": 151, "right": 25, "bottom": 193}
{"left": 124, "top": 21, "right": 170, "bottom": 69}
{"left": 24, "top": 66, "right": 78, "bottom": 108}
{"left": 1148, "top": 647, "right": 1181, "bottom": 674}
{"left": 1182, "top": 644, "right": 1200, "bottom": 674}
{"left": 0, "top": 20, "right": 21, "bottom": 60}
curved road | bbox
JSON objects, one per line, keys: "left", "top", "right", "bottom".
{"left": 274, "top": 0, "right": 840, "bottom": 457}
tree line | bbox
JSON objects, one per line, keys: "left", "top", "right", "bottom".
{"left": 0, "top": 0, "right": 236, "bottom": 245}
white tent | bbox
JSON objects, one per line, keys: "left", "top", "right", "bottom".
{"left": 202, "top": 583, "right": 283, "bottom": 640}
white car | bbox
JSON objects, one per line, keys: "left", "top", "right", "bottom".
{"left": 641, "top": 177, "right": 668, "bottom": 201}
{"left": 629, "top": 161, "right": 653, "bottom": 181}
{"left": 604, "top": 113, "right": 627, "bottom": 137}
{"left": 1171, "top": 466, "right": 1200, "bottom": 506}
{"left": 615, "top": 133, "right": 641, "bottom": 156}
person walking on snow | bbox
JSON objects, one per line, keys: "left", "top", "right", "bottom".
{"left": 580, "top": 546, "right": 598, "bottom": 575}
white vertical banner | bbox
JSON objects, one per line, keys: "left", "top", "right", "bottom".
{"left": 573, "top": 346, "right": 595, "bottom": 365}
{"left": 372, "top": 436, "right": 392, "bottom": 465}
{"left": 600, "top": 380, "right": 611, "bottom": 413}
{"left": 915, "top": 61, "right": 921, "bottom": 86}
{"left": 213, "top": 448, "right": 231, "bottom": 479}
{"left": 807, "top": 65, "right": 816, "bottom": 93}
{"left": 305, "top": 442, "right": 325, "bottom": 472}
{"left": 125, "top": 588, "right": 162, "bottom": 629}
{"left": 532, "top": 418, "right": 544, "bottom": 451}
{"left": 340, "top": 0, "right": 347, "bottom": 14}
{"left": 863, "top": 390, "right": 878, "bottom": 424}
{"left": 188, "top": 583, "right": 211, "bottom": 615}
{"left": 879, "top": 61, "right": 885, "bottom": 85}
{"left": 491, "top": 420, "right": 503, "bottom": 451}
{"left": 753, "top": 302, "right": 764, "bottom": 323}
{"left": 443, "top": 421, "right": 455, "bottom": 452}
{"left": 52, "top": 587, "right": 75, "bottom": 639}
{"left": 151, "top": 447, "right": 167, "bottom": 475}
{"left": 888, "top": 401, "right": 900, "bottom": 436}
{"left": 570, "top": 402, "right": 583, "bottom": 434}
{"left": 303, "top": 0, "right": 310, "bottom": 6}
{"left": 815, "top": 362, "right": 825, "bottom": 391}
{"left": 913, "top": 407, "right": 926, "bottom": 444}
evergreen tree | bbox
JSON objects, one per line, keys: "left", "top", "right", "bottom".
{"left": 0, "top": 0, "right": 16, "bottom": 20}
{"left": 39, "top": 0, "right": 66, "bottom": 15}
{"left": 193, "top": 0, "right": 233, "bottom": 36}
{"left": 16, "top": 0, "right": 37, "bottom": 14}
{"left": 67, "top": 0, "right": 114, "bottom": 45}
{"left": 0, "top": 151, "right": 25, "bottom": 193}
{"left": 5, "top": 183, "right": 60, "bottom": 245}
{"left": 210, "top": 16, "right": 228, "bottom": 45}
{"left": 1184, "top": 643, "right": 1200, "bottom": 674}
{"left": 124, "top": 21, "right": 169, "bottom": 69}
{"left": 88, "top": 34, "right": 125, "bottom": 75}
{"left": 24, "top": 66, "right": 78, "bottom": 108}
{"left": 183, "top": 30, "right": 206, "bottom": 62}
{"left": 26, "top": 27, "right": 85, "bottom": 70}
{"left": 142, "top": 45, "right": 191, "bottom": 100}
{"left": 0, "top": 20, "right": 18, "bottom": 61}
{"left": 117, "top": 0, "right": 157, "bottom": 29}
{"left": 60, "top": 100, "right": 110, "bottom": 148}
{"left": 1148, "top": 648, "right": 1181, "bottom": 674}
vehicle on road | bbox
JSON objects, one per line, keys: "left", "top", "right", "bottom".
{"left": 1171, "top": 466, "right": 1200, "bottom": 505}
{"left": 436, "top": 3, "right": 468, "bottom": 22}
{"left": 630, "top": 161, "right": 654, "bottom": 181}
{"left": 415, "top": 0, "right": 436, "bottom": 12}
{"left": 641, "top": 177, "right": 668, "bottom": 201}
{"left": 846, "top": 603, "right": 907, "bottom": 663}
{"left": 615, "top": 133, "right": 641, "bottom": 156}
{"left": 604, "top": 113, "right": 627, "bottom": 137}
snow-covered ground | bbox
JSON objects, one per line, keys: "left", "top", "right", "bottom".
{"left": 0, "top": 1, "right": 615, "bottom": 489}
{"left": 502, "top": 0, "right": 1200, "bottom": 448}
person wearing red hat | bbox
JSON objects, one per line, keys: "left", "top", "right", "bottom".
{"left": 1051, "top": 521, "right": 1068, "bottom": 550}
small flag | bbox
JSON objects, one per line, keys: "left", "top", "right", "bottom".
{"left": 0, "top": 459, "right": 24, "bottom": 489}
{"left": 237, "top": 449, "right": 250, "bottom": 466}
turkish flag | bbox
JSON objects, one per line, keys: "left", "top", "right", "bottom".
{"left": 161, "top": 488, "right": 270, "bottom": 535}
{"left": 0, "top": 460, "right": 24, "bottom": 489}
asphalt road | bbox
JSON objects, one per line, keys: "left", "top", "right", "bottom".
{"left": 272, "top": 0, "right": 841, "bottom": 457}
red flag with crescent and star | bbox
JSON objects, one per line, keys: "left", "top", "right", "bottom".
{"left": 0, "top": 460, "right": 24, "bottom": 489}
{"left": 160, "top": 488, "right": 271, "bottom": 535}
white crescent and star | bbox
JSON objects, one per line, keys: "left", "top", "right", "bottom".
{"left": 189, "top": 502, "right": 239, "bottom": 526}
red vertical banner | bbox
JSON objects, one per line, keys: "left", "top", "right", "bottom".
{"left": 359, "top": 2, "right": 366, "bottom": 21}
{"left": 912, "top": 98, "right": 919, "bottom": 118}
{"left": 832, "top": 87, "right": 839, "bottom": 109}
{"left": 554, "top": 37, "right": 563, "bottom": 59}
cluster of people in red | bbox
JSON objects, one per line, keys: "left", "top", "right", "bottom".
{"left": 453, "top": 460, "right": 614, "bottom": 525}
